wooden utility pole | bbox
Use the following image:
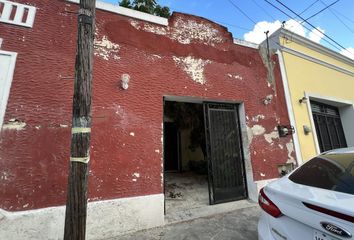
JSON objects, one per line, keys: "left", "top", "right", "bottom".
{"left": 64, "top": 0, "right": 96, "bottom": 239}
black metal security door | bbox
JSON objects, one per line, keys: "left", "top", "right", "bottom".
{"left": 311, "top": 101, "right": 347, "bottom": 152}
{"left": 204, "top": 103, "right": 247, "bottom": 204}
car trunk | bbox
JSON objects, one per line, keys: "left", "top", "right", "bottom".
{"left": 264, "top": 177, "right": 354, "bottom": 240}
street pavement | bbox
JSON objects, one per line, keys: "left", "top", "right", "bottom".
{"left": 115, "top": 206, "right": 260, "bottom": 240}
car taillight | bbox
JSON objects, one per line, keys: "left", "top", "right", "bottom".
{"left": 303, "top": 202, "right": 354, "bottom": 223}
{"left": 258, "top": 187, "right": 282, "bottom": 218}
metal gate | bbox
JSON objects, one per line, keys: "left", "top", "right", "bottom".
{"left": 311, "top": 101, "right": 347, "bottom": 152}
{"left": 204, "top": 102, "right": 247, "bottom": 204}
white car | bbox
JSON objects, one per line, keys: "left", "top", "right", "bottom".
{"left": 258, "top": 147, "right": 354, "bottom": 240}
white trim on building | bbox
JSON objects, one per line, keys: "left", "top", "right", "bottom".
{"left": 276, "top": 50, "right": 303, "bottom": 165}
{"left": 66, "top": 0, "right": 168, "bottom": 26}
{"left": 0, "top": 50, "right": 17, "bottom": 130}
{"left": 0, "top": 0, "right": 36, "bottom": 28}
{"left": 282, "top": 47, "right": 354, "bottom": 77}
{"left": 0, "top": 194, "right": 164, "bottom": 240}
{"left": 272, "top": 28, "right": 354, "bottom": 67}
{"left": 233, "top": 38, "right": 259, "bottom": 49}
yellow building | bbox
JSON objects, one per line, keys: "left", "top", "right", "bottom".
{"left": 264, "top": 28, "right": 354, "bottom": 163}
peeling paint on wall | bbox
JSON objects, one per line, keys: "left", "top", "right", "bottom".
{"left": 227, "top": 73, "right": 243, "bottom": 80}
{"left": 148, "top": 54, "right": 162, "bottom": 60}
{"left": 0, "top": 171, "right": 11, "bottom": 181}
{"left": 129, "top": 20, "right": 140, "bottom": 29}
{"left": 2, "top": 119, "right": 26, "bottom": 130}
{"left": 263, "top": 94, "right": 273, "bottom": 105}
{"left": 252, "top": 115, "right": 265, "bottom": 122}
{"left": 259, "top": 46, "right": 276, "bottom": 86}
{"left": 94, "top": 36, "right": 120, "bottom": 60}
{"left": 132, "top": 172, "right": 140, "bottom": 182}
{"left": 173, "top": 56, "right": 210, "bottom": 84}
{"left": 286, "top": 141, "right": 295, "bottom": 163}
{"left": 251, "top": 125, "right": 266, "bottom": 136}
{"left": 170, "top": 18, "right": 223, "bottom": 45}
{"left": 160, "top": 173, "right": 164, "bottom": 187}
{"left": 0, "top": 5, "right": 291, "bottom": 216}
{"left": 130, "top": 20, "right": 167, "bottom": 36}
{"left": 247, "top": 125, "right": 266, "bottom": 143}
{"left": 264, "top": 131, "right": 279, "bottom": 143}
{"left": 130, "top": 17, "right": 223, "bottom": 47}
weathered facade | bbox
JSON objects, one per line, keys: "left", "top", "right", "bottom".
{"left": 0, "top": 0, "right": 296, "bottom": 238}
{"left": 262, "top": 28, "right": 354, "bottom": 163}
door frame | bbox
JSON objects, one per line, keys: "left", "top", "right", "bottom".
{"left": 162, "top": 96, "right": 256, "bottom": 209}
{"left": 0, "top": 50, "right": 17, "bottom": 130}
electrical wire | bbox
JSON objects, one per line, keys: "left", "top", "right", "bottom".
{"left": 264, "top": 0, "right": 353, "bottom": 57}
{"left": 264, "top": 0, "right": 344, "bottom": 53}
{"left": 226, "top": 0, "right": 285, "bottom": 50}
{"left": 249, "top": 0, "right": 276, "bottom": 21}
{"left": 226, "top": 0, "right": 258, "bottom": 25}
{"left": 227, "top": 0, "right": 339, "bottom": 53}
{"left": 274, "top": 0, "right": 353, "bottom": 57}
{"left": 332, "top": 8, "right": 354, "bottom": 24}
{"left": 319, "top": 0, "right": 354, "bottom": 36}
{"left": 299, "top": 0, "right": 320, "bottom": 16}
{"left": 301, "top": 0, "right": 339, "bottom": 23}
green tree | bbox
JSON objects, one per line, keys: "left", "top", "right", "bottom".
{"left": 154, "top": 5, "right": 171, "bottom": 18}
{"left": 133, "top": 0, "right": 156, "bottom": 14}
{"left": 119, "top": 0, "right": 171, "bottom": 17}
{"left": 119, "top": 0, "right": 132, "bottom": 8}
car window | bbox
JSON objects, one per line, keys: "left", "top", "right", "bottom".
{"left": 289, "top": 154, "right": 354, "bottom": 195}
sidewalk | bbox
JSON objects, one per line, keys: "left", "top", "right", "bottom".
{"left": 115, "top": 206, "right": 260, "bottom": 240}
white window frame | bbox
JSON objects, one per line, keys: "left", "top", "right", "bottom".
{"left": 0, "top": 50, "right": 17, "bottom": 130}
{"left": 305, "top": 92, "right": 354, "bottom": 154}
{"left": 0, "top": 0, "right": 36, "bottom": 28}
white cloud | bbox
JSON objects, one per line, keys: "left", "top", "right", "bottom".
{"left": 340, "top": 47, "right": 354, "bottom": 60}
{"left": 283, "top": 19, "right": 306, "bottom": 37}
{"left": 243, "top": 20, "right": 282, "bottom": 44}
{"left": 308, "top": 27, "right": 325, "bottom": 43}
{"left": 243, "top": 20, "right": 324, "bottom": 44}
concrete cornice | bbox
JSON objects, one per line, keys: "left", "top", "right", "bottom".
{"left": 282, "top": 47, "right": 354, "bottom": 77}
{"left": 66, "top": 0, "right": 168, "bottom": 26}
{"left": 272, "top": 28, "right": 354, "bottom": 67}
{"left": 233, "top": 38, "right": 259, "bottom": 49}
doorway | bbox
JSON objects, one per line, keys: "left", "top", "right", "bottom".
{"left": 163, "top": 98, "right": 247, "bottom": 214}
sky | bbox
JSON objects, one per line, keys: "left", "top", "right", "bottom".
{"left": 102, "top": 0, "right": 354, "bottom": 59}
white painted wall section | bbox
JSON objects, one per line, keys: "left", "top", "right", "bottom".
{"left": 238, "top": 103, "right": 258, "bottom": 202}
{"left": 277, "top": 50, "right": 303, "bottom": 165}
{"left": 0, "top": 194, "right": 164, "bottom": 240}
{"left": 0, "top": 50, "right": 17, "bottom": 130}
{"left": 339, "top": 105, "right": 354, "bottom": 147}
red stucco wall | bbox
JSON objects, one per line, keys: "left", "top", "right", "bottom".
{"left": 0, "top": 0, "right": 293, "bottom": 211}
